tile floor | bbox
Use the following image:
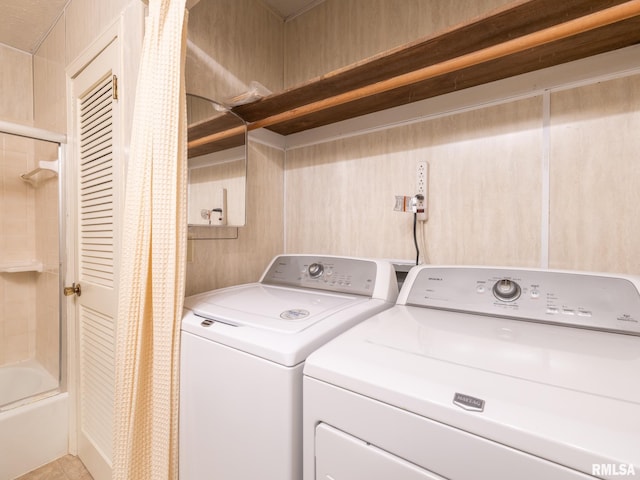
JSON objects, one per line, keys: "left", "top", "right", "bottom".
{"left": 15, "top": 455, "right": 93, "bottom": 480}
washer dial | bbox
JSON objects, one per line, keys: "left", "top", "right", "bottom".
{"left": 493, "top": 278, "right": 521, "bottom": 302}
{"left": 308, "top": 263, "right": 324, "bottom": 278}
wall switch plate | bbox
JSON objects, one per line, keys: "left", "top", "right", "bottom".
{"left": 394, "top": 195, "right": 405, "bottom": 211}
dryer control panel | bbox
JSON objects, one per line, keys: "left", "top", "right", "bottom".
{"left": 262, "top": 255, "right": 380, "bottom": 297}
{"left": 403, "top": 266, "right": 640, "bottom": 335}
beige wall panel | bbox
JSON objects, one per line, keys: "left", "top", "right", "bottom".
{"left": 185, "top": 0, "right": 284, "bottom": 295}
{"left": 188, "top": 157, "right": 246, "bottom": 226}
{"left": 286, "top": 97, "right": 542, "bottom": 266}
{"left": 34, "top": 16, "right": 66, "bottom": 133}
{"left": 120, "top": 1, "right": 146, "bottom": 159}
{"left": 35, "top": 1, "right": 143, "bottom": 136}
{"left": 0, "top": 44, "right": 33, "bottom": 124}
{"left": 549, "top": 74, "right": 640, "bottom": 273}
{"left": 187, "top": 0, "right": 283, "bottom": 102}
{"left": 185, "top": 139, "right": 284, "bottom": 295}
{"left": 65, "top": 0, "right": 130, "bottom": 65}
{"left": 284, "top": 0, "right": 511, "bottom": 88}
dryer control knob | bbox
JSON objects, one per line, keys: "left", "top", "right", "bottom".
{"left": 493, "top": 278, "right": 521, "bottom": 302}
{"left": 308, "top": 263, "right": 324, "bottom": 278}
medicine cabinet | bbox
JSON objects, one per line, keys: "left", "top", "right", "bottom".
{"left": 186, "top": 94, "right": 247, "bottom": 231}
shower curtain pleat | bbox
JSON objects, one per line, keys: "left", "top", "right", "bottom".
{"left": 113, "top": 1, "right": 188, "bottom": 479}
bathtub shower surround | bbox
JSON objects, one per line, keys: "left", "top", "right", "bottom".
{"left": 0, "top": 360, "right": 65, "bottom": 480}
{"left": 0, "top": 132, "right": 60, "bottom": 395}
{"left": 0, "top": 392, "right": 69, "bottom": 480}
{"left": 0, "top": 125, "right": 66, "bottom": 478}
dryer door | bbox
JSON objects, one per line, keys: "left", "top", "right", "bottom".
{"left": 315, "top": 424, "right": 444, "bottom": 480}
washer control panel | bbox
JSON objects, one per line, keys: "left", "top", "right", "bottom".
{"left": 404, "top": 267, "right": 640, "bottom": 335}
{"left": 262, "top": 255, "right": 378, "bottom": 297}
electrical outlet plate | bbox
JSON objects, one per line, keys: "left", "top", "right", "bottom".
{"left": 416, "top": 161, "right": 428, "bottom": 221}
{"left": 417, "top": 161, "right": 427, "bottom": 195}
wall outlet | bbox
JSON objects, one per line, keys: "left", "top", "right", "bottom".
{"left": 417, "top": 161, "right": 428, "bottom": 196}
{"left": 416, "top": 161, "right": 428, "bottom": 221}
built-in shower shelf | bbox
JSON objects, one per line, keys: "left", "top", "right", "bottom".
{"left": 0, "top": 261, "right": 44, "bottom": 273}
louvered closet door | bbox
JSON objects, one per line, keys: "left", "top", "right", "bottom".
{"left": 71, "top": 39, "right": 121, "bottom": 480}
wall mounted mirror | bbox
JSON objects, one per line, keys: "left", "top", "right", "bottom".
{"left": 187, "top": 94, "right": 247, "bottom": 231}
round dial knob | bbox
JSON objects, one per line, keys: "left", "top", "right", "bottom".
{"left": 308, "top": 263, "right": 324, "bottom": 278}
{"left": 492, "top": 278, "right": 521, "bottom": 302}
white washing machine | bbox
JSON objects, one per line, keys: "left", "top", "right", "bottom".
{"left": 179, "top": 254, "right": 398, "bottom": 480}
{"left": 303, "top": 266, "right": 640, "bottom": 480}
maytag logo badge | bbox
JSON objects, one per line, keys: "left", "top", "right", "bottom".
{"left": 453, "top": 393, "right": 485, "bottom": 412}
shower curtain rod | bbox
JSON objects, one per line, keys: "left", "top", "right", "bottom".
{"left": 0, "top": 120, "right": 66, "bottom": 144}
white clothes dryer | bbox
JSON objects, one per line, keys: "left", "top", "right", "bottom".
{"left": 303, "top": 266, "right": 640, "bottom": 480}
{"left": 179, "top": 254, "right": 398, "bottom": 480}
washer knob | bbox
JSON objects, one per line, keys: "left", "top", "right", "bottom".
{"left": 308, "top": 263, "right": 324, "bottom": 278}
{"left": 493, "top": 278, "right": 521, "bottom": 302}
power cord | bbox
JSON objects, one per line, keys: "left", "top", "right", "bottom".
{"left": 419, "top": 219, "right": 430, "bottom": 264}
{"left": 413, "top": 213, "right": 420, "bottom": 265}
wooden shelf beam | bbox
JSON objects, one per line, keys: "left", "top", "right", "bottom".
{"left": 187, "top": 0, "right": 640, "bottom": 154}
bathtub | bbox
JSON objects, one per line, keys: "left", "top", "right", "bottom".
{"left": 0, "top": 360, "right": 58, "bottom": 408}
{"left": 0, "top": 362, "right": 68, "bottom": 480}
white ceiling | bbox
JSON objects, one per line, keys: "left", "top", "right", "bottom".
{"left": 0, "top": 0, "right": 321, "bottom": 54}
{"left": 0, "top": 0, "right": 68, "bottom": 53}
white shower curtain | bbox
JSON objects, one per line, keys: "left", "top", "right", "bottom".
{"left": 113, "top": 0, "right": 188, "bottom": 478}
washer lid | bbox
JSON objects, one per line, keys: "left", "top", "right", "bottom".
{"left": 304, "top": 306, "right": 640, "bottom": 474}
{"left": 185, "top": 283, "right": 365, "bottom": 334}
{"left": 366, "top": 306, "right": 640, "bottom": 402}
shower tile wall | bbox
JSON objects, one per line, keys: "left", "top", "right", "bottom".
{"left": 1, "top": 40, "right": 60, "bottom": 374}
{"left": 0, "top": 133, "right": 37, "bottom": 366}
{"left": 0, "top": 43, "right": 36, "bottom": 367}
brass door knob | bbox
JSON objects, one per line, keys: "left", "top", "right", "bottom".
{"left": 64, "top": 282, "right": 81, "bottom": 297}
